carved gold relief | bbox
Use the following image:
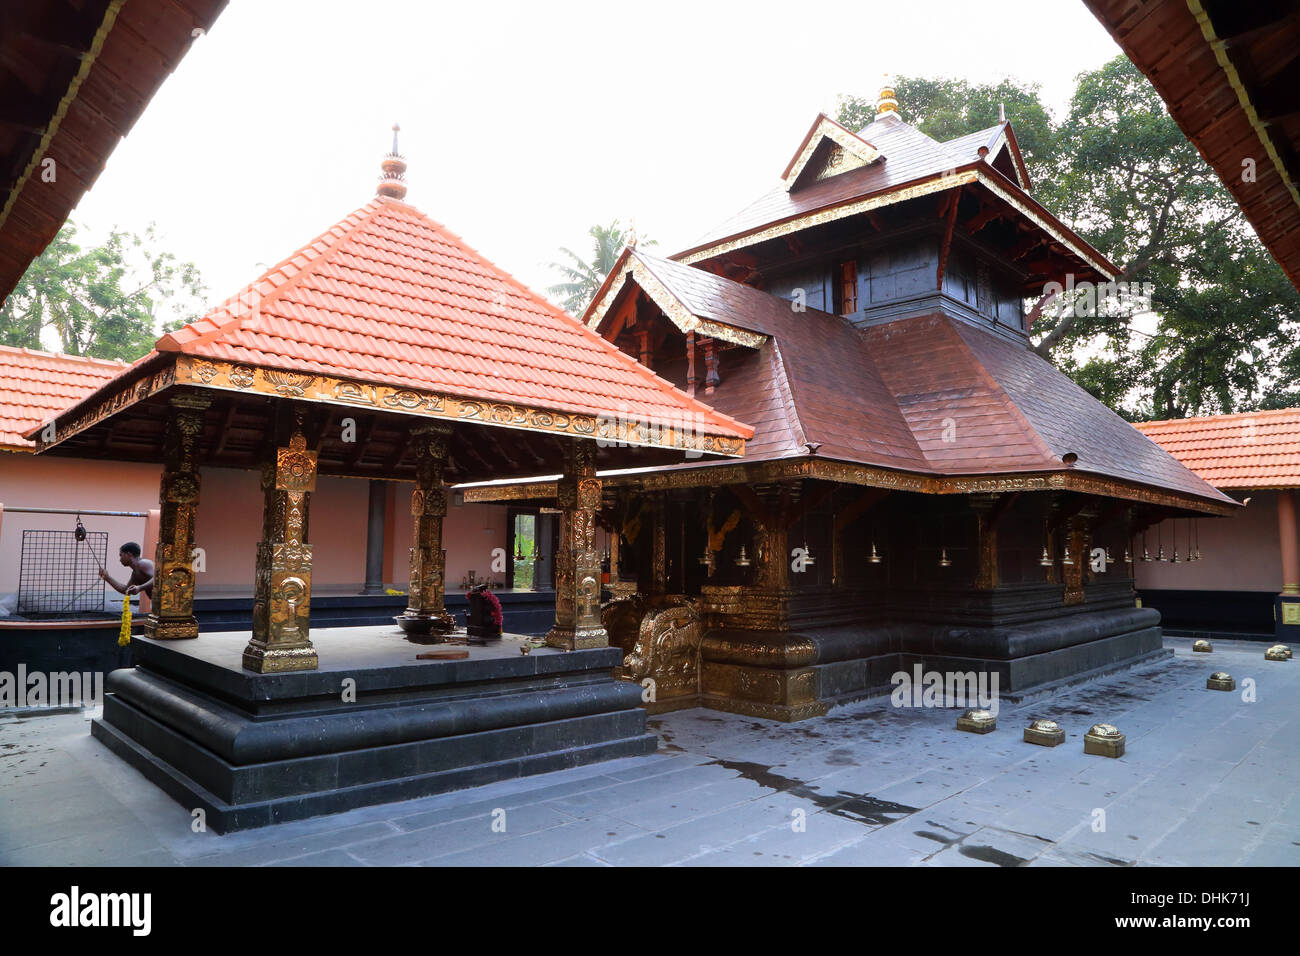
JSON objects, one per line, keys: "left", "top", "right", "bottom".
{"left": 243, "top": 422, "right": 320, "bottom": 672}
{"left": 623, "top": 600, "right": 702, "bottom": 704}
{"left": 167, "top": 355, "right": 743, "bottom": 458}
{"left": 142, "top": 392, "right": 209, "bottom": 641}
{"left": 397, "top": 422, "right": 455, "bottom": 636}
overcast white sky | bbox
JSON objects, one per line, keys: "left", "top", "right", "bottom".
{"left": 71, "top": 0, "right": 1124, "bottom": 319}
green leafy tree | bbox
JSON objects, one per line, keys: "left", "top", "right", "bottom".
{"left": 0, "top": 222, "right": 205, "bottom": 360}
{"left": 547, "top": 220, "right": 653, "bottom": 316}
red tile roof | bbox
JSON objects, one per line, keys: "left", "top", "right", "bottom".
{"left": 156, "top": 197, "right": 750, "bottom": 441}
{"left": 0, "top": 345, "right": 129, "bottom": 451}
{"left": 1134, "top": 409, "right": 1300, "bottom": 489}
{"left": 593, "top": 251, "right": 1234, "bottom": 507}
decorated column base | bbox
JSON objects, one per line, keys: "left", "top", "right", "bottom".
{"left": 545, "top": 621, "right": 610, "bottom": 652}
{"left": 242, "top": 641, "right": 319, "bottom": 674}
{"left": 142, "top": 615, "right": 199, "bottom": 641}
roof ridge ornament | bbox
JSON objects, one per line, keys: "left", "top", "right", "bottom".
{"left": 377, "top": 122, "right": 408, "bottom": 200}
{"left": 877, "top": 74, "right": 898, "bottom": 116}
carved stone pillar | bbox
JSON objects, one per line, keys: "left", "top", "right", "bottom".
{"left": 546, "top": 440, "right": 608, "bottom": 649}
{"left": 1063, "top": 514, "right": 1090, "bottom": 606}
{"left": 397, "top": 423, "right": 455, "bottom": 637}
{"left": 243, "top": 424, "right": 319, "bottom": 673}
{"left": 972, "top": 495, "right": 999, "bottom": 590}
{"left": 143, "top": 392, "right": 209, "bottom": 640}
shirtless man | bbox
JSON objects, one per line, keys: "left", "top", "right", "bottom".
{"left": 99, "top": 541, "right": 154, "bottom": 598}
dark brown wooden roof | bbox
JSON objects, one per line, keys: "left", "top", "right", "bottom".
{"left": 594, "top": 250, "right": 1235, "bottom": 508}
{"left": 1084, "top": 0, "right": 1300, "bottom": 292}
{"left": 672, "top": 112, "right": 1113, "bottom": 281}
{"left": 0, "top": 0, "right": 227, "bottom": 303}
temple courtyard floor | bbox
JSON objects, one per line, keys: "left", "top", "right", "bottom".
{"left": 1, "top": 636, "right": 1296, "bottom": 867}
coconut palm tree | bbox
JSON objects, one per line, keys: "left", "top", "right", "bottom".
{"left": 547, "top": 220, "right": 652, "bottom": 316}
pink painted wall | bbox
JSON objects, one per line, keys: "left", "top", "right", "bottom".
{"left": 191, "top": 468, "right": 373, "bottom": 592}
{"left": 2, "top": 456, "right": 512, "bottom": 600}
{"left": 0, "top": 453, "right": 159, "bottom": 602}
{"left": 1135, "top": 491, "right": 1282, "bottom": 592}
{"left": 384, "top": 484, "right": 510, "bottom": 592}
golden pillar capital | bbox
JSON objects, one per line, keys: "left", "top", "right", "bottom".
{"left": 143, "top": 391, "right": 210, "bottom": 640}
{"left": 547, "top": 439, "right": 608, "bottom": 650}
{"left": 398, "top": 421, "right": 455, "bottom": 637}
{"left": 244, "top": 426, "right": 319, "bottom": 672}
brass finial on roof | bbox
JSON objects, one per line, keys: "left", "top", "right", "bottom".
{"left": 377, "top": 122, "right": 408, "bottom": 200}
{"left": 877, "top": 74, "right": 898, "bottom": 116}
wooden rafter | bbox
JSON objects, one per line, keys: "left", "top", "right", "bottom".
{"left": 936, "top": 188, "right": 962, "bottom": 289}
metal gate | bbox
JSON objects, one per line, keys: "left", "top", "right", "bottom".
{"left": 17, "top": 529, "right": 109, "bottom": 616}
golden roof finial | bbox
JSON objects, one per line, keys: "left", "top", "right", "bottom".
{"left": 877, "top": 74, "right": 898, "bottom": 116}
{"left": 377, "top": 122, "right": 408, "bottom": 200}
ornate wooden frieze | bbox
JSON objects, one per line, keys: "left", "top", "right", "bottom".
{"left": 459, "top": 454, "right": 1234, "bottom": 519}
{"left": 463, "top": 480, "right": 560, "bottom": 503}
{"left": 142, "top": 391, "right": 209, "bottom": 640}
{"left": 243, "top": 422, "right": 320, "bottom": 673}
{"left": 546, "top": 440, "right": 609, "bottom": 650}
{"left": 37, "top": 361, "right": 178, "bottom": 452}
{"left": 397, "top": 422, "right": 456, "bottom": 636}
{"left": 171, "top": 354, "right": 746, "bottom": 458}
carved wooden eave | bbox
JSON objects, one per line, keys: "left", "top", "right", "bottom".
{"left": 781, "top": 114, "right": 883, "bottom": 192}
{"left": 29, "top": 352, "right": 749, "bottom": 460}
{"left": 978, "top": 123, "right": 1033, "bottom": 192}
{"left": 462, "top": 454, "right": 1239, "bottom": 516}
{"left": 673, "top": 165, "right": 1119, "bottom": 283}
{"left": 584, "top": 248, "right": 768, "bottom": 350}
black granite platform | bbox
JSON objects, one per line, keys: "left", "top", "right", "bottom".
{"left": 192, "top": 589, "right": 557, "bottom": 636}
{"left": 91, "top": 627, "right": 655, "bottom": 832}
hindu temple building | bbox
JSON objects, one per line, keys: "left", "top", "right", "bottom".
{"left": 469, "top": 83, "right": 1238, "bottom": 720}
{"left": 24, "top": 136, "right": 751, "bottom": 830}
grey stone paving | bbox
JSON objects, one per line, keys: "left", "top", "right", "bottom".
{"left": 1, "top": 637, "right": 1297, "bottom": 867}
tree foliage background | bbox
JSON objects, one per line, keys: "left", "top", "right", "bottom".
{"left": 1, "top": 222, "right": 205, "bottom": 361}
{"left": 547, "top": 220, "right": 653, "bottom": 317}
{"left": 836, "top": 57, "right": 1300, "bottom": 420}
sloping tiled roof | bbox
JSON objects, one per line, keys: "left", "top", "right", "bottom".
{"left": 0, "top": 345, "right": 128, "bottom": 450}
{"left": 681, "top": 113, "right": 965, "bottom": 256}
{"left": 674, "top": 112, "right": 1097, "bottom": 278}
{"left": 1134, "top": 409, "right": 1300, "bottom": 489}
{"left": 1, "top": 1, "right": 228, "bottom": 304}
{"left": 153, "top": 197, "right": 750, "bottom": 441}
{"left": 596, "top": 251, "right": 1233, "bottom": 506}
{"left": 625, "top": 250, "right": 925, "bottom": 469}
